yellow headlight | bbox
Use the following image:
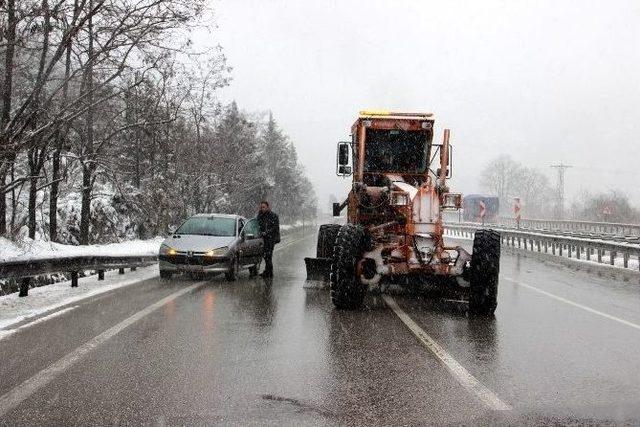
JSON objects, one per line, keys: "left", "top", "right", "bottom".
{"left": 205, "top": 247, "right": 229, "bottom": 257}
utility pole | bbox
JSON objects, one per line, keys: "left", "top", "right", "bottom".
{"left": 550, "top": 163, "right": 572, "bottom": 220}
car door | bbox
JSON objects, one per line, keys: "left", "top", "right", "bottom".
{"left": 241, "top": 218, "right": 263, "bottom": 264}
{"left": 236, "top": 218, "right": 248, "bottom": 266}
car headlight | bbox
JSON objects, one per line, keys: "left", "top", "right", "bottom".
{"left": 160, "top": 244, "right": 177, "bottom": 256}
{"left": 205, "top": 246, "right": 229, "bottom": 257}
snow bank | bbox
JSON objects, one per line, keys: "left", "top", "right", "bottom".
{"left": 0, "top": 236, "right": 163, "bottom": 263}
{"left": 0, "top": 264, "right": 158, "bottom": 333}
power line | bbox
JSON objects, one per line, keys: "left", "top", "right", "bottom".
{"left": 550, "top": 163, "right": 572, "bottom": 220}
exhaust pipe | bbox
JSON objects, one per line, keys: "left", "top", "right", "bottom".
{"left": 439, "top": 129, "right": 450, "bottom": 187}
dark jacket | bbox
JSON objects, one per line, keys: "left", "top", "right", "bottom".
{"left": 257, "top": 210, "right": 280, "bottom": 245}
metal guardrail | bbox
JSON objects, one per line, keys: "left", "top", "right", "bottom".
{"left": 442, "top": 210, "right": 640, "bottom": 237}
{"left": 453, "top": 221, "right": 640, "bottom": 244}
{"left": 0, "top": 224, "right": 313, "bottom": 298}
{"left": 445, "top": 224, "right": 640, "bottom": 272}
{"left": 0, "top": 255, "right": 158, "bottom": 297}
{"left": 495, "top": 217, "right": 640, "bottom": 236}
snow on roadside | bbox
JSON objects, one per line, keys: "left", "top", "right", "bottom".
{"left": 0, "top": 236, "right": 163, "bottom": 263}
{"left": 0, "top": 264, "right": 158, "bottom": 332}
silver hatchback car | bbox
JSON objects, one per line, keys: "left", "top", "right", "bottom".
{"left": 159, "top": 214, "right": 264, "bottom": 280}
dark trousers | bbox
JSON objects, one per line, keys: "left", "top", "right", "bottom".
{"left": 263, "top": 242, "right": 275, "bottom": 275}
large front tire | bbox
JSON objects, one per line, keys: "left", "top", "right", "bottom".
{"left": 317, "top": 224, "right": 341, "bottom": 258}
{"left": 468, "top": 229, "right": 501, "bottom": 315}
{"left": 330, "top": 225, "right": 367, "bottom": 309}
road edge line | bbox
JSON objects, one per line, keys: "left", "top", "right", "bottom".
{"left": 0, "top": 281, "right": 207, "bottom": 417}
{"left": 504, "top": 277, "right": 640, "bottom": 331}
{"left": 382, "top": 295, "right": 512, "bottom": 411}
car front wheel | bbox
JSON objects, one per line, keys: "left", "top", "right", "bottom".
{"left": 225, "top": 256, "right": 238, "bottom": 281}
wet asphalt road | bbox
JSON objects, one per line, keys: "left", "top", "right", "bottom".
{"left": 0, "top": 230, "right": 639, "bottom": 426}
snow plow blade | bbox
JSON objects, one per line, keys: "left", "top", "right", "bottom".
{"left": 304, "top": 257, "right": 332, "bottom": 288}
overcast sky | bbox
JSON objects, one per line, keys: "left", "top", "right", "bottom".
{"left": 203, "top": 0, "right": 640, "bottom": 211}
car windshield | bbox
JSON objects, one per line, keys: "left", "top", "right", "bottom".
{"left": 175, "top": 216, "right": 236, "bottom": 236}
{"left": 364, "top": 129, "right": 428, "bottom": 173}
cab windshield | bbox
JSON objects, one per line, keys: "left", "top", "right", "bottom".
{"left": 175, "top": 216, "right": 237, "bottom": 236}
{"left": 364, "top": 129, "right": 428, "bottom": 173}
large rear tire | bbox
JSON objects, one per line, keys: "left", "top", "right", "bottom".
{"left": 469, "top": 229, "right": 501, "bottom": 315}
{"left": 330, "top": 225, "right": 367, "bottom": 309}
{"left": 317, "top": 224, "right": 342, "bottom": 258}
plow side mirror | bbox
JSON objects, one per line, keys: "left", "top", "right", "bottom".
{"left": 338, "top": 165, "right": 352, "bottom": 175}
{"left": 333, "top": 202, "right": 341, "bottom": 217}
{"left": 336, "top": 142, "right": 352, "bottom": 176}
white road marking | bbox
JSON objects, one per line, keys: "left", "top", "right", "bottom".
{"left": 383, "top": 295, "right": 512, "bottom": 411}
{"left": 504, "top": 277, "right": 640, "bottom": 331}
{"left": 0, "top": 281, "right": 206, "bottom": 417}
{"left": 274, "top": 235, "right": 309, "bottom": 252}
{"left": 0, "top": 306, "right": 79, "bottom": 341}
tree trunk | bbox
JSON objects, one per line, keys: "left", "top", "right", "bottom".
{"left": 0, "top": 0, "right": 17, "bottom": 236}
{"left": 50, "top": 1, "right": 76, "bottom": 242}
{"left": 79, "top": 0, "right": 95, "bottom": 245}
{"left": 49, "top": 149, "right": 60, "bottom": 241}
{"left": 10, "top": 162, "right": 16, "bottom": 229}
{"left": 28, "top": 173, "right": 38, "bottom": 239}
{"left": 27, "top": 146, "right": 47, "bottom": 239}
{"left": 0, "top": 174, "right": 5, "bottom": 235}
{"left": 79, "top": 163, "right": 92, "bottom": 244}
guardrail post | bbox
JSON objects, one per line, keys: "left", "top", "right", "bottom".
{"left": 597, "top": 248, "right": 602, "bottom": 263}
{"left": 568, "top": 244, "right": 572, "bottom": 258}
{"left": 586, "top": 246, "right": 591, "bottom": 261}
{"left": 118, "top": 268, "right": 125, "bottom": 274}
{"left": 71, "top": 271, "right": 79, "bottom": 287}
{"left": 98, "top": 270, "right": 105, "bottom": 280}
{"left": 623, "top": 252, "right": 629, "bottom": 268}
{"left": 610, "top": 251, "right": 616, "bottom": 266}
{"left": 559, "top": 243, "right": 563, "bottom": 257}
{"left": 19, "top": 277, "right": 30, "bottom": 297}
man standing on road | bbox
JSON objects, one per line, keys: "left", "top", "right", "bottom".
{"left": 257, "top": 201, "right": 280, "bottom": 278}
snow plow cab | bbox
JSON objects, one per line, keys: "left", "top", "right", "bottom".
{"left": 305, "top": 111, "right": 501, "bottom": 314}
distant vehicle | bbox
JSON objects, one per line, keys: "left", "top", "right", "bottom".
{"left": 159, "top": 214, "right": 263, "bottom": 280}
{"left": 462, "top": 195, "right": 499, "bottom": 222}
